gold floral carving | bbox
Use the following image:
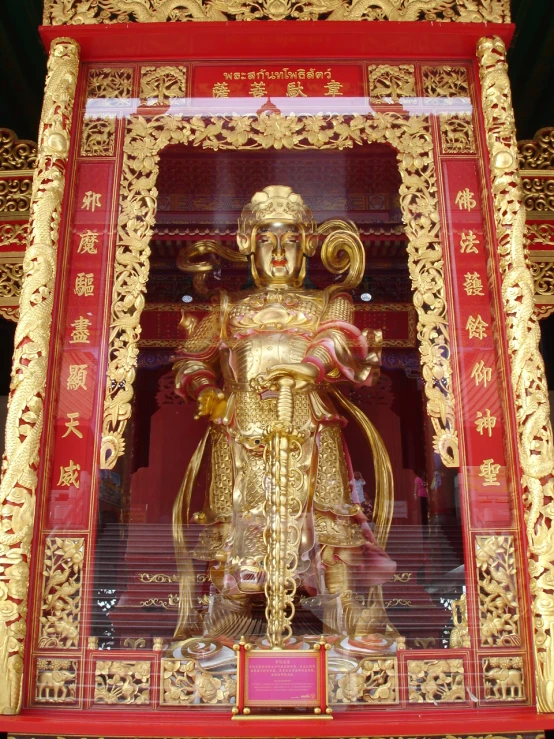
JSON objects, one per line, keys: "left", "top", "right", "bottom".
{"left": 0, "top": 222, "right": 29, "bottom": 248}
{"left": 42, "top": 0, "right": 511, "bottom": 23}
{"left": 520, "top": 175, "right": 554, "bottom": 213}
{"left": 407, "top": 659, "right": 465, "bottom": 702}
{"left": 439, "top": 114, "right": 475, "bottom": 154}
{"left": 482, "top": 656, "right": 525, "bottom": 701}
{"left": 422, "top": 66, "right": 469, "bottom": 97}
{"left": 0, "top": 177, "right": 33, "bottom": 215}
{"left": 140, "top": 66, "right": 188, "bottom": 105}
{"left": 35, "top": 658, "right": 77, "bottom": 703}
{"left": 475, "top": 535, "right": 520, "bottom": 647}
{"left": 161, "top": 659, "right": 236, "bottom": 705}
{"left": 0, "top": 128, "right": 37, "bottom": 171}
{"left": 0, "top": 259, "right": 24, "bottom": 299}
{"left": 368, "top": 65, "right": 415, "bottom": 101}
{"left": 329, "top": 657, "right": 398, "bottom": 704}
{"left": 100, "top": 112, "right": 458, "bottom": 471}
{"left": 530, "top": 257, "right": 554, "bottom": 298}
{"left": 38, "top": 537, "right": 84, "bottom": 649}
{"left": 518, "top": 127, "right": 554, "bottom": 170}
{"left": 81, "top": 118, "right": 116, "bottom": 157}
{"left": 478, "top": 36, "right": 554, "bottom": 712}
{"left": 0, "top": 37, "right": 79, "bottom": 716}
{"left": 536, "top": 304, "right": 554, "bottom": 321}
{"left": 86, "top": 67, "right": 133, "bottom": 99}
{"left": 94, "top": 660, "right": 151, "bottom": 704}
{"left": 123, "top": 637, "right": 147, "bottom": 648}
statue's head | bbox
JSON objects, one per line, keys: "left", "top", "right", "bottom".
{"left": 237, "top": 186, "right": 318, "bottom": 288}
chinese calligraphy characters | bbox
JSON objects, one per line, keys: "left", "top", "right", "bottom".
{"left": 475, "top": 409, "right": 497, "bottom": 437}
{"left": 466, "top": 314, "right": 488, "bottom": 340}
{"left": 455, "top": 188, "right": 477, "bottom": 212}
{"left": 471, "top": 361, "right": 492, "bottom": 388}
{"left": 57, "top": 460, "right": 81, "bottom": 488}
{"left": 74, "top": 273, "right": 94, "bottom": 297}
{"left": 70, "top": 316, "right": 91, "bottom": 344}
{"left": 62, "top": 412, "right": 83, "bottom": 439}
{"left": 67, "top": 364, "right": 88, "bottom": 391}
{"left": 77, "top": 230, "right": 99, "bottom": 254}
{"left": 81, "top": 191, "right": 102, "bottom": 212}
{"left": 459, "top": 230, "right": 480, "bottom": 254}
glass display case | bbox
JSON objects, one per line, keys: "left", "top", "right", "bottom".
{"left": 1, "top": 7, "right": 552, "bottom": 738}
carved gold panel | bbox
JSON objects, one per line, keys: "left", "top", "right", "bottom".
{"left": 475, "top": 535, "right": 520, "bottom": 648}
{"left": 367, "top": 64, "right": 415, "bottom": 100}
{"left": 439, "top": 114, "right": 475, "bottom": 154}
{"left": 38, "top": 537, "right": 84, "bottom": 650}
{"left": 329, "top": 657, "right": 398, "bottom": 704}
{"left": 86, "top": 68, "right": 133, "bottom": 99}
{"left": 407, "top": 658, "right": 465, "bottom": 703}
{"left": 94, "top": 660, "right": 151, "bottom": 704}
{"left": 35, "top": 658, "right": 78, "bottom": 704}
{"left": 81, "top": 118, "right": 116, "bottom": 157}
{"left": 42, "top": 0, "right": 511, "bottom": 24}
{"left": 140, "top": 66, "right": 188, "bottom": 105}
{"left": 422, "top": 66, "right": 469, "bottom": 98}
{"left": 161, "top": 659, "right": 236, "bottom": 705}
{"left": 0, "top": 177, "right": 33, "bottom": 215}
{"left": 100, "top": 112, "right": 459, "bottom": 474}
{"left": 482, "top": 656, "right": 525, "bottom": 702}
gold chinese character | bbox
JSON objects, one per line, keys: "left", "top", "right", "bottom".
{"left": 286, "top": 82, "right": 306, "bottom": 98}
{"left": 324, "top": 80, "right": 343, "bottom": 96}
{"left": 459, "top": 230, "right": 480, "bottom": 254}
{"left": 249, "top": 81, "right": 267, "bottom": 98}
{"left": 463, "top": 272, "right": 485, "bottom": 296}
{"left": 67, "top": 364, "right": 88, "bottom": 391}
{"left": 212, "top": 82, "right": 230, "bottom": 98}
{"left": 475, "top": 409, "right": 497, "bottom": 437}
{"left": 74, "top": 273, "right": 94, "bottom": 297}
{"left": 470, "top": 360, "right": 492, "bottom": 387}
{"left": 479, "top": 458, "right": 501, "bottom": 486}
{"left": 466, "top": 314, "right": 488, "bottom": 340}
{"left": 70, "top": 316, "right": 91, "bottom": 344}
{"left": 82, "top": 191, "right": 102, "bottom": 212}
{"left": 62, "top": 412, "right": 83, "bottom": 439}
{"left": 455, "top": 188, "right": 477, "bottom": 212}
{"left": 78, "top": 230, "right": 99, "bottom": 254}
{"left": 57, "top": 460, "right": 81, "bottom": 488}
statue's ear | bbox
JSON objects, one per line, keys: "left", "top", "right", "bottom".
{"left": 52, "top": 671, "right": 64, "bottom": 683}
{"left": 236, "top": 232, "right": 251, "bottom": 255}
{"left": 304, "top": 233, "right": 318, "bottom": 257}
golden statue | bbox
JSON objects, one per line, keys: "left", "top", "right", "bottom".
{"left": 173, "top": 186, "right": 396, "bottom": 648}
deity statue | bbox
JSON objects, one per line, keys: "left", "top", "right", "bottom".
{"left": 172, "top": 186, "right": 396, "bottom": 648}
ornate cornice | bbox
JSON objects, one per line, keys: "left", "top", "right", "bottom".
{"left": 43, "top": 0, "right": 510, "bottom": 24}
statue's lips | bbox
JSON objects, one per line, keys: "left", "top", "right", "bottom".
{"left": 271, "top": 258, "right": 287, "bottom": 267}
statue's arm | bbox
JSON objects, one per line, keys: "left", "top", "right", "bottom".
{"left": 173, "top": 310, "right": 221, "bottom": 402}
{"left": 302, "top": 292, "right": 382, "bottom": 386}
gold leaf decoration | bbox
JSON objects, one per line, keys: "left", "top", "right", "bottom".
{"left": 81, "top": 118, "right": 116, "bottom": 157}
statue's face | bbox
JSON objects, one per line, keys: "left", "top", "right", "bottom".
{"left": 252, "top": 221, "right": 304, "bottom": 287}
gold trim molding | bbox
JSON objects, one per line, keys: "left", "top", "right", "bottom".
{"left": 0, "top": 37, "right": 80, "bottom": 715}
{"left": 100, "top": 110, "right": 459, "bottom": 471}
{"left": 478, "top": 35, "right": 554, "bottom": 713}
{"left": 43, "top": 0, "right": 510, "bottom": 23}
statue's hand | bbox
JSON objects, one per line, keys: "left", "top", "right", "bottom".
{"left": 195, "top": 387, "right": 226, "bottom": 421}
{"left": 257, "top": 362, "right": 319, "bottom": 391}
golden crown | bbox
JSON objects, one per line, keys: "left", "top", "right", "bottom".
{"left": 238, "top": 185, "right": 316, "bottom": 233}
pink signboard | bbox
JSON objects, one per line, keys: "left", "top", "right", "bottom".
{"left": 245, "top": 651, "right": 321, "bottom": 707}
